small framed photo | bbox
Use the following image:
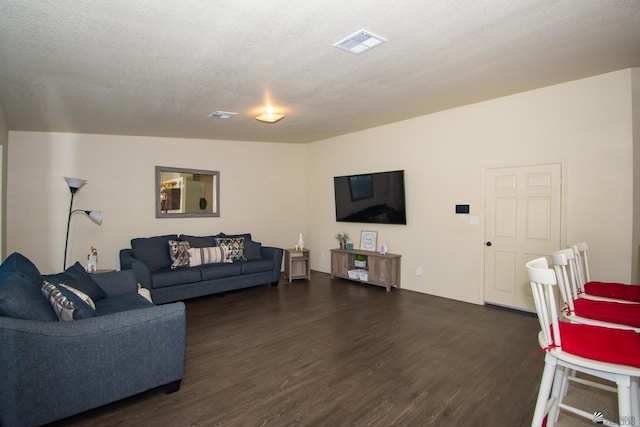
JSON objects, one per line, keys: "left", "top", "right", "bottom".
{"left": 360, "top": 231, "right": 378, "bottom": 251}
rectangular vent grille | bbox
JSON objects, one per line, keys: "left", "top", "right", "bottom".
{"left": 208, "top": 111, "right": 238, "bottom": 119}
{"left": 333, "top": 29, "right": 386, "bottom": 55}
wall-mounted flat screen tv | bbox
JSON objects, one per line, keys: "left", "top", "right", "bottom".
{"left": 334, "top": 170, "right": 406, "bottom": 225}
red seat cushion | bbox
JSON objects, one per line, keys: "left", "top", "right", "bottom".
{"left": 558, "top": 322, "right": 640, "bottom": 368}
{"left": 584, "top": 281, "right": 640, "bottom": 302}
{"left": 573, "top": 298, "right": 640, "bottom": 328}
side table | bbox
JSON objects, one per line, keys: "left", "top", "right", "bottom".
{"left": 284, "top": 248, "right": 311, "bottom": 283}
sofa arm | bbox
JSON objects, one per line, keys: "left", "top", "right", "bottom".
{"left": 120, "top": 248, "right": 152, "bottom": 289}
{"left": 0, "top": 302, "right": 186, "bottom": 427}
{"left": 261, "top": 246, "right": 284, "bottom": 283}
{"left": 91, "top": 270, "right": 138, "bottom": 297}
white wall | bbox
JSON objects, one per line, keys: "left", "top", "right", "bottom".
{"left": 308, "top": 69, "right": 636, "bottom": 304}
{"left": 0, "top": 103, "right": 6, "bottom": 260}
{"left": 5, "top": 69, "right": 637, "bottom": 305}
{"left": 6, "top": 133, "right": 307, "bottom": 273}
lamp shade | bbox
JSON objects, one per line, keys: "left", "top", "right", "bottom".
{"left": 88, "top": 210, "right": 102, "bottom": 224}
{"left": 64, "top": 177, "right": 87, "bottom": 191}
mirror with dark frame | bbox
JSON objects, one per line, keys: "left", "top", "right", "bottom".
{"left": 155, "top": 166, "right": 220, "bottom": 218}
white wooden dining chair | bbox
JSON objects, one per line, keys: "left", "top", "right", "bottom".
{"left": 550, "top": 249, "right": 640, "bottom": 331}
{"left": 572, "top": 242, "right": 640, "bottom": 303}
{"left": 527, "top": 257, "right": 640, "bottom": 427}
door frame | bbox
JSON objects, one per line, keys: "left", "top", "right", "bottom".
{"left": 480, "top": 161, "right": 568, "bottom": 308}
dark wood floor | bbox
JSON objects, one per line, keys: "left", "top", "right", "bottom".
{"left": 52, "top": 272, "right": 544, "bottom": 426}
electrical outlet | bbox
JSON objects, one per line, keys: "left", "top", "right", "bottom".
{"left": 416, "top": 266, "right": 422, "bottom": 276}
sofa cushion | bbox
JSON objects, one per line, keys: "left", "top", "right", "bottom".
{"left": 44, "top": 262, "right": 108, "bottom": 302}
{"left": 152, "top": 268, "right": 202, "bottom": 289}
{"left": 131, "top": 234, "right": 178, "bottom": 271}
{"left": 200, "top": 263, "right": 243, "bottom": 280}
{"left": 244, "top": 239, "right": 263, "bottom": 261}
{"left": 94, "top": 293, "right": 154, "bottom": 316}
{"left": 215, "top": 236, "right": 246, "bottom": 261}
{"left": 0, "top": 272, "right": 57, "bottom": 321}
{"left": 188, "top": 246, "right": 229, "bottom": 266}
{"left": 240, "top": 259, "right": 275, "bottom": 275}
{"left": 179, "top": 234, "right": 218, "bottom": 248}
{"left": 41, "top": 280, "right": 97, "bottom": 321}
{"left": 168, "top": 240, "right": 191, "bottom": 269}
{"left": 0, "top": 252, "right": 44, "bottom": 284}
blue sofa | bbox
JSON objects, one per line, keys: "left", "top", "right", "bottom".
{"left": 120, "top": 233, "right": 284, "bottom": 304}
{"left": 0, "top": 253, "right": 186, "bottom": 427}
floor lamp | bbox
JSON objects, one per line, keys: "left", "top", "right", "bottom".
{"left": 64, "top": 177, "right": 102, "bottom": 270}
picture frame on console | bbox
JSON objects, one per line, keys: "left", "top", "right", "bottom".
{"left": 360, "top": 231, "right": 378, "bottom": 251}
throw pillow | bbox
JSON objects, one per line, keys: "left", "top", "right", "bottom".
{"left": 0, "top": 252, "right": 44, "bottom": 285}
{"left": 61, "top": 284, "right": 96, "bottom": 310}
{"left": 188, "top": 246, "right": 230, "bottom": 266}
{"left": 131, "top": 234, "right": 179, "bottom": 271}
{"left": 41, "top": 280, "right": 97, "bottom": 321}
{"left": 0, "top": 272, "right": 57, "bottom": 321}
{"left": 179, "top": 235, "right": 218, "bottom": 248}
{"left": 244, "top": 239, "right": 262, "bottom": 261}
{"left": 168, "top": 240, "right": 191, "bottom": 269}
{"left": 214, "top": 236, "right": 246, "bottom": 261}
{"left": 44, "top": 262, "right": 107, "bottom": 302}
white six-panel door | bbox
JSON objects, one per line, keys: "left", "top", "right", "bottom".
{"left": 484, "top": 163, "right": 562, "bottom": 312}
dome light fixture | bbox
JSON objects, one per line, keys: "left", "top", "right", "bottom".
{"left": 255, "top": 106, "right": 285, "bottom": 123}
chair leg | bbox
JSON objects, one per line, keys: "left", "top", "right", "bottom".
{"left": 616, "top": 375, "right": 633, "bottom": 426}
{"left": 547, "top": 366, "right": 567, "bottom": 427}
{"left": 631, "top": 377, "right": 639, "bottom": 424}
{"left": 532, "top": 355, "right": 558, "bottom": 427}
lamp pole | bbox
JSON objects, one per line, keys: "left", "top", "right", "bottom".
{"left": 63, "top": 186, "right": 79, "bottom": 270}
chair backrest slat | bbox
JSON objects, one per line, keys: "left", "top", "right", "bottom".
{"left": 526, "top": 257, "right": 562, "bottom": 350}
{"left": 550, "top": 249, "right": 579, "bottom": 312}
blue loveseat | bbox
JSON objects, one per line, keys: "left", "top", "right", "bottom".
{"left": 120, "top": 233, "right": 283, "bottom": 304}
{"left": 0, "top": 253, "right": 186, "bottom": 427}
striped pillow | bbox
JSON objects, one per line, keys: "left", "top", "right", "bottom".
{"left": 188, "top": 246, "right": 230, "bottom": 266}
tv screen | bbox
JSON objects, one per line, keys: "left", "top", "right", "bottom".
{"left": 334, "top": 170, "right": 406, "bottom": 225}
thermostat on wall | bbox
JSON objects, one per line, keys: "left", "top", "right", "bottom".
{"left": 455, "top": 204, "right": 470, "bottom": 214}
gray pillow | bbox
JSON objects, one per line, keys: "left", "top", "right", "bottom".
{"left": 44, "top": 262, "right": 107, "bottom": 301}
{"left": 0, "top": 272, "right": 57, "bottom": 321}
{"left": 41, "top": 280, "right": 96, "bottom": 321}
{"left": 179, "top": 235, "right": 217, "bottom": 248}
{"left": 244, "top": 240, "right": 262, "bottom": 261}
{"left": 0, "top": 252, "right": 43, "bottom": 285}
{"left": 131, "top": 234, "right": 178, "bottom": 271}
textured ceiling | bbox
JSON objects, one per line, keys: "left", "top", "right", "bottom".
{"left": 0, "top": 0, "right": 639, "bottom": 143}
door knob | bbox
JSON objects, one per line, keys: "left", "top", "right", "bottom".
{"left": 485, "top": 242, "right": 492, "bottom": 247}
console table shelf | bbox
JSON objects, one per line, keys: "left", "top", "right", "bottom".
{"left": 330, "top": 248, "right": 401, "bottom": 292}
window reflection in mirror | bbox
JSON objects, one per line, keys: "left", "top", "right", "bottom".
{"left": 155, "top": 166, "right": 220, "bottom": 218}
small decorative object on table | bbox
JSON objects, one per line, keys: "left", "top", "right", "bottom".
{"left": 380, "top": 242, "right": 388, "bottom": 255}
{"left": 294, "top": 232, "right": 305, "bottom": 251}
{"left": 354, "top": 254, "right": 367, "bottom": 268}
{"left": 335, "top": 231, "right": 350, "bottom": 249}
{"left": 360, "top": 231, "right": 378, "bottom": 251}
{"left": 86, "top": 246, "right": 98, "bottom": 273}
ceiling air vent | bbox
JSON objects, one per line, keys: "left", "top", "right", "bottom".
{"left": 208, "top": 111, "right": 238, "bottom": 119}
{"left": 333, "top": 29, "right": 387, "bottom": 55}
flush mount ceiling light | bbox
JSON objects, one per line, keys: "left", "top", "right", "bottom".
{"left": 208, "top": 111, "right": 238, "bottom": 119}
{"left": 333, "top": 29, "right": 387, "bottom": 55}
{"left": 255, "top": 106, "right": 285, "bottom": 124}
